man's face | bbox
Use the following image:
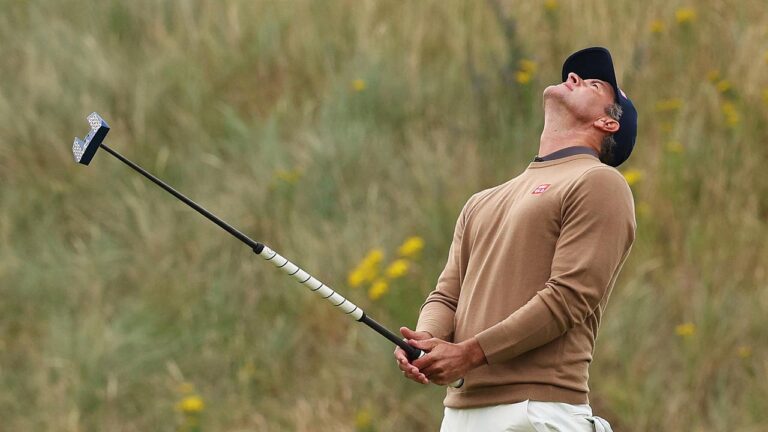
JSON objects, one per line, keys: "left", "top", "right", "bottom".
{"left": 543, "top": 72, "right": 617, "bottom": 123}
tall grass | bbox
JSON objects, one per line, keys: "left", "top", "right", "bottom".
{"left": 1, "top": 0, "right": 767, "bottom": 430}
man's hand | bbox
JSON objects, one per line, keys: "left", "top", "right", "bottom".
{"left": 394, "top": 327, "right": 432, "bottom": 384}
{"left": 410, "top": 336, "right": 487, "bottom": 386}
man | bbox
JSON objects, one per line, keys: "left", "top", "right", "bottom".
{"left": 394, "top": 47, "right": 638, "bottom": 431}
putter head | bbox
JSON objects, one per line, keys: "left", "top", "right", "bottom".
{"left": 72, "top": 112, "right": 110, "bottom": 165}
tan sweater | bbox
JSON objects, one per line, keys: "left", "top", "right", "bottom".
{"left": 416, "top": 153, "right": 636, "bottom": 408}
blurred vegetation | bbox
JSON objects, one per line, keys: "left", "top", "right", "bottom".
{"left": 1, "top": 0, "right": 767, "bottom": 430}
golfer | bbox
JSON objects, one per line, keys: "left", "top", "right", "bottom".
{"left": 394, "top": 47, "right": 637, "bottom": 431}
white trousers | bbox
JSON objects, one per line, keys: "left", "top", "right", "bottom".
{"left": 440, "top": 400, "right": 613, "bottom": 432}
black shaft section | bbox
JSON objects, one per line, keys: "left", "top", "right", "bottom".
{"left": 360, "top": 313, "right": 423, "bottom": 361}
{"left": 100, "top": 143, "right": 264, "bottom": 254}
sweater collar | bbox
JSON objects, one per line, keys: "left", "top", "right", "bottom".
{"left": 527, "top": 153, "right": 601, "bottom": 170}
{"left": 533, "top": 146, "right": 599, "bottom": 162}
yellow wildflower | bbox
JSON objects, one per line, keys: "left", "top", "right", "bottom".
{"left": 519, "top": 59, "right": 537, "bottom": 74}
{"left": 675, "top": 7, "right": 696, "bottom": 25}
{"left": 362, "top": 249, "right": 384, "bottom": 267}
{"left": 655, "top": 98, "right": 683, "bottom": 112}
{"left": 665, "top": 141, "right": 684, "bottom": 154}
{"left": 177, "top": 395, "right": 205, "bottom": 414}
{"left": 706, "top": 70, "right": 720, "bottom": 83}
{"left": 368, "top": 279, "right": 389, "bottom": 300}
{"left": 675, "top": 322, "right": 696, "bottom": 337}
{"left": 352, "top": 79, "right": 366, "bottom": 92}
{"left": 649, "top": 20, "right": 664, "bottom": 34}
{"left": 514, "top": 60, "right": 536, "bottom": 84}
{"left": 348, "top": 249, "right": 384, "bottom": 288}
{"left": 385, "top": 259, "right": 409, "bottom": 279}
{"left": 516, "top": 71, "right": 532, "bottom": 85}
{"left": 398, "top": 236, "right": 424, "bottom": 258}
{"left": 355, "top": 408, "right": 372, "bottom": 429}
{"left": 737, "top": 345, "right": 752, "bottom": 359}
{"left": 721, "top": 102, "right": 740, "bottom": 127}
{"left": 621, "top": 169, "right": 643, "bottom": 187}
{"left": 367, "top": 265, "right": 382, "bottom": 281}
{"left": 715, "top": 80, "right": 731, "bottom": 93}
{"left": 347, "top": 267, "right": 367, "bottom": 288}
{"left": 544, "top": 0, "right": 558, "bottom": 11}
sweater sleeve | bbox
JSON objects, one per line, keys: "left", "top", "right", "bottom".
{"left": 415, "top": 197, "right": 473, "bottom": 341}
{"left": 475, "top": 168, "right": 636, "bottom": 364}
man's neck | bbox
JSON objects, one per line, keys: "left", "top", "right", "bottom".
{"left": 539, "top": 129, "right": 599, "bottom": 156}
{"left": 538, "top": 122, "right": 600, "bottom": 158}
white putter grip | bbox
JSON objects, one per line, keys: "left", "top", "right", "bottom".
{"left": 416, "top": 351, "right": 465, "bottom": 388}
{"left": 259, "top": 246, "right": 464, "bottom": 388}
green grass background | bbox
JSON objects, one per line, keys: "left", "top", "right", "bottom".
{"left": 1, "top": 0, "right": 767, "bottom": 430}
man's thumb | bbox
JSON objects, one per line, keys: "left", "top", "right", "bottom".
{"left": 400, "top": 327, "right": 417, "bottom": 339}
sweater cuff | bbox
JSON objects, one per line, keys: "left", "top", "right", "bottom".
{"left": 475, "top": 295, "right": 563, "bottom": 364}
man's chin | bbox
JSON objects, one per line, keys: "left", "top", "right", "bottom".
{"left": 542, "top": 85, "right": 566, "bottom": 102}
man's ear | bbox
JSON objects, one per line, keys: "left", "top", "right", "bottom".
{"left": 594, "top": 117, "right": 620, "bottom": 134}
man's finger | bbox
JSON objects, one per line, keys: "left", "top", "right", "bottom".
{"left": 398, "top": 356, "right": 419, "bottom": 372}
{"left": 394, "top": 347, "right": 409, "bottom": 364}
{"left": 406, "top": 369, "right": 429, "bottom": 384}
{"left": 400, "top": 362, "right": 428, "bottom": 384}
{"left": 396, "top": 354, "right": 420, "bottom": 374}
{"left": 394, "top": 345, "right": 429, "bottom": 385}
{"left": 401, "top": 327, "right": 432, "bottom": 341}
{"left": 402, "top": 369, "right": 429, "bottom": 384}
{"left": 408, "top": 338, "right": 439, "bottom": 351}
{"left": 421, "top": 362, "right": 446, "bottom": 378}
{"left": 412, "top": 352, "right": 437, "bottom": 370}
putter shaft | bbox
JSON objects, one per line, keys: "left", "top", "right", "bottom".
{"left": 100, "top": 144, "right": 263, "bottom": 253}
{"left": 99, "top": 143, "right": 466, "bottom": 388}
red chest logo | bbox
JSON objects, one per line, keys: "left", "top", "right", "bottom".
{"left": 531, "top": 184, "right": 551, "bottom": 195}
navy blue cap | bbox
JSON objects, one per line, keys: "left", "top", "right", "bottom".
{"left": 562, "top": 47, "right": 637, "bottom": 167}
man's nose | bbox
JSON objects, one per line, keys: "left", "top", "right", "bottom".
{"left": 567, "top": 72, "right": 581, "bottom": 85}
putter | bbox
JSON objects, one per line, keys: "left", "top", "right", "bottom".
{"left": 72, "top": 112, "right": 463, "bottom": 389}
